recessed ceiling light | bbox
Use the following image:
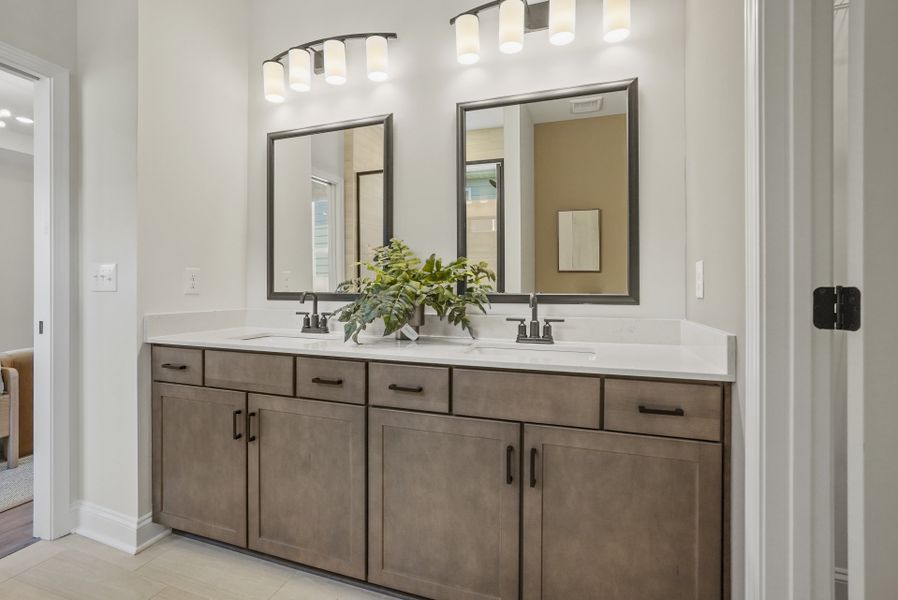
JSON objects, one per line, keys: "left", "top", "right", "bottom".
{"left": 0, "top": 121, "right": 6, "bottom": 128}
{"left": 0, "top": 109, "right": 10, "bottom": 118}
{"left": 16, "top": 116, "right": 33, "bottom": 124}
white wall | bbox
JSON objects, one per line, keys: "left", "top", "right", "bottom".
{"left": 76, "top": 0, "right": 142, "bottom": 523}
{"left": 246, "top": 0, "right": 688, "bottom": 317}
{"left": 0, "top": 150, "right": 33, "bottom": 352}
{"left": 0, "top": 0, "right": 77, "bottom": 71}
{"left": 683, "top": 0, "right": 745, "bottom": 598}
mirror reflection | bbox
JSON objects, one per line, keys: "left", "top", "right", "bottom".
{"left": 460, "top": 82, "right": 637, "bottom": 301}
{"left": 269, "top": 116, "right": 391, "bottom": 297}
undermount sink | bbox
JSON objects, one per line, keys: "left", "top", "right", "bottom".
{"left": 465, "top": 342, "right": 597, "bottom": 362}
{"left": 234, "top": 333, "right": 336, "bottom": 347}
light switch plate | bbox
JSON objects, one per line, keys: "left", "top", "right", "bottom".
{"left": 183, "top": 267, "right": 200, "bottom": 295}
{"left": 91, "top": 263, "right": 117, "bottom": 292}
{"left": 695, "top": 260, "right": 705, "bottom": 299}
{"left": 280, "top": 270, "right": 293, "bottom": 292}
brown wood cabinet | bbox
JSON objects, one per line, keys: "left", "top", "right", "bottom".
{"left": 247, "top": 394, "right": 366, "bottom": 579}
{"left": 152, "top": 383, "right": 247, "bottom": 547}
{"left": 522, "top": 425, "right": 722, "bottom": 600}
{"left": 151, "top": 346, "right": 730, "bottom": 600}
{"left": 368, "top": 408, "right": 521, "bottom": 600}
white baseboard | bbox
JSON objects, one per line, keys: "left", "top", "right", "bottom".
{"left": 70, "top": 501, "right": 170, "bottom": 555}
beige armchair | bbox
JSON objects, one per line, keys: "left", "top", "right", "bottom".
{"left": 0, "top": 349, "right": 33, "bottom": 469}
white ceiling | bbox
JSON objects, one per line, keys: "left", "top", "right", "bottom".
{"left": 0, "top": 67, "right": 35, "bottom": 150}
{"left": 467, "top": 89, "right": 629, "bottom": 131}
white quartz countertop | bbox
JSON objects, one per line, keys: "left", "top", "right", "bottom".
{"left": 146, "top": 326, "right": 735, "bottom": 382}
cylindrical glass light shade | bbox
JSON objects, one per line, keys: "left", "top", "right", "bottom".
{"left": 323, "top": 39, "right": 347, "bottom": 85}
{"left": 288, "top": 48, "right": 312, "bottom": 92}
{"left": 455, "top": 14, "right": 481, "bottom": 64}
{"left": 499, "top": 0, "right": 525, "bottom": 54}
{"left": 366, "top": 36, "right": 389, "bottom": 82}
{"left": 603, "top": 0, "right": 631, "bottom": 43}
{"left": 549, "top": 0, "right": 576, "bottom": 45}
{"left": 262, "top": 60, "right": 286, "bottom": 103}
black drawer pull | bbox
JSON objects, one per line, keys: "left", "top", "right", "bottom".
{"left": 247, "top": 412, "right": 257, "bottom": 442}
{"left": 388, "top": 384, "right": 424, "bottom": 393}
{"left": 232, "top": 410, "right": 243, "bottom": 440}
{"left": 506, "top": 445, "right": 515, "bottom": 485}
{"left": 529, "top": 448, "right": 538, "bottom": 488}
{"left": 161, "top": 363, "right": 188, "bottom": 371}
{"left": 639, "top": 405, "right": 686, "bottom": 417}
{"left": 312, "top": 377, "right": 343, "bottom": 386}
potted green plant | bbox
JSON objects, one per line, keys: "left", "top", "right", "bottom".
{"left": 334, "top": 239, "right": 496, "bottom": 343}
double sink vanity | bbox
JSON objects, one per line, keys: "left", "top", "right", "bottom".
{"left": 148, "top": 75, "right": 734, "bottom": 599}
{"left": 148, "top": 317, "right": 733, "bottom": 600}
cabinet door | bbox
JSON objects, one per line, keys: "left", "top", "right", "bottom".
{"left": 247, "top": 395, "right": 366, "bottom": 579}
{"left": 369, "top": 409, "right": 520, "bottom": 600}
{"left": 523, "top": 425, "right": 722, "bottom": 600}
{"left": 153, "top": 383, "right": 247, "bottom": 546}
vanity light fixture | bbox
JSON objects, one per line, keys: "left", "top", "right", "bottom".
{"left": 603, "top": 0, "right": 631, "bottom": 43}
{"left": 549, "top": 0, "right": 576, "bottom": 45}
{"left": 452, "top": 0, "right": 632, "bottom": 65}
{"left": 323, "top": 39, "right": 347, "bottom": 85}
{"left": 499, "top": 0, "right": 526, "bottom": 54}
{"left": 262, "top": 33, "right": 398, "bottom": 101}
{"left": 263, "top": 60, "right": 286, "bottom": 103}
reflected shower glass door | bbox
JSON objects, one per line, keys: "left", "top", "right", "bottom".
{"left": 465, "top": 160, "right": 504, "bottom": 291}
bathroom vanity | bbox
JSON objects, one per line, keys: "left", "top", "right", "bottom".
{"left": 149, "top": 327, "right": 732, "bottom": 600}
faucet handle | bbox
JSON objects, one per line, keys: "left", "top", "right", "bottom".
{"left": 505, "top": 317, "right": 526, "bottom": 323}
{"left": 544, "top": 318, "right": 565, "bottom": 324}
{"left": 296, "top": 311, "right": 310, "bottom": 316}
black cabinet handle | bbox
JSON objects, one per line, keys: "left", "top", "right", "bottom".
{"left": 161, "top": 363, "right": 188, "bottom": 371}
{"left": 506, "top": 446, "right": 515, "bottom": 485}
{"left": 312, "top": 377, "right": 343, "bottom": 386}
{"left": 388, "top": 384, "right": 424, "bottom": 393}
{"left": 247, "top": 412, "right": 257, "bottom": 442}
{"left": 232, "top": 410, "right": 243, "bottom": 440}
{"left": 638, "top": 405, "right": 686, "bottom": 417}
{"left": 529, "top": 448, "right": 538, "bottom": 488}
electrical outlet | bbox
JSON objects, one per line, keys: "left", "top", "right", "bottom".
{"left": 91, "top": 263, "right": 118, "bottom": 292}
{"left": 695, "top": 260, "right": 705, "bottom": 299}
{"left": 184, "top": 267, "right": 201, "bottom": 295}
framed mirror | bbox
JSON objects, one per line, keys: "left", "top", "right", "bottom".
{"left": 457, "top": 79, "right": 638, "bottom": 304}
{"left": 268, "top": 114, "right": 393, "bottom": 300}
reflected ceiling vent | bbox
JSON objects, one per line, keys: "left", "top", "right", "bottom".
{"left": 570, "top": 96, "right": 604, "bottom": 114}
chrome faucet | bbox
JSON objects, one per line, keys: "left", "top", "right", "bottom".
{"left": 506, "top": 293, "right": 564, "bottom": 344}
{"left": 297, "top": 292, "right": 331, "bottom": 334}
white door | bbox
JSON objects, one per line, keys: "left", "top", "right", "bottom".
{"left": 842, "top": 1, "right": 898, "bottom": 598}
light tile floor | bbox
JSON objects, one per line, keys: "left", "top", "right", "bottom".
{"left": 0, "top": 533, "right": 391, "bottom": 599}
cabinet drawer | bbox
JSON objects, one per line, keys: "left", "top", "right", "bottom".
{"left": 369, "top": 363, "right": 449, "bottom": 413}
{"left": 297, "top": 357, "right": 366, "bottom": 404}
{"left": 204, "top": 350, "right": 294, "bottom": 396}
{"left": 453, "top": 369, "right": 601, "bottom": 428}
{"left": 604, "top": 378, "right": 722, "bottom": 442}
{"left": 152, "top": 346, "right": 203, "bottom": 386}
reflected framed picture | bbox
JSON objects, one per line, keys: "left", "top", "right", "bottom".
{"left": 557, "top": 209, "right": 601, "bottom": 272}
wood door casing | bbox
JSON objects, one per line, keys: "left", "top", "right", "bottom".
{"left": 523, "top": 425, "right": 722, "bottom": 600}
{"left": 152, "top": 383, "right": 247, "bottom": 547}
{"left": 368, "top": 409, "right": 520, "bottom": 600}
{"left": 247, "top": 395, "right": 366, "bottom": 579}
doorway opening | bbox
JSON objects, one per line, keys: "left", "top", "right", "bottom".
{"left": 0, "top": 65, "right": 36, "bottom": 558}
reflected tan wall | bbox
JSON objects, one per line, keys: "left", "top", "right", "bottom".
{"left": 343, "top": 124, "right": 384, "bottom": 277}
{"left": 466, "top": 128, "right": 504, "bottom": 161}
{"left": 534, "top": 114, "right": 628, "bottom": 294}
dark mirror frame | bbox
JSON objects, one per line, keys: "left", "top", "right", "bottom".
{"left": 456, "top": 79, "right": 639, "bottom": 305}
{"left": 267, "top": 114, "right": 394, "bottom": 301}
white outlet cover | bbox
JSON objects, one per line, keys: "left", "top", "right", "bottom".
{"left": 92, "top": 263, "right": 117, "bottom": 292}
{"left": 184, "top": 267, "right": 200, "bottom": 295}
{"left": 695, "top": 260, "right": 705, "bottom": 299}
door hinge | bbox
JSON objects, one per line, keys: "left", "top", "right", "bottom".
{"left": 813, "top": 286, "right": 861, "bottom": 331}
